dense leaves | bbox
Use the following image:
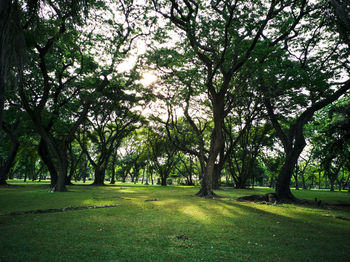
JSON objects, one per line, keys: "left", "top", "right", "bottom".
{"left": 1, "top": 0, "right": 349, "bottom": 198}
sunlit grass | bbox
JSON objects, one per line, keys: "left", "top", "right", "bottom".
{"left": 0, "top": 181, "right": 349, "bottom": 262}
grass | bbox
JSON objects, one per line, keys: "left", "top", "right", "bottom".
{"left": 0, "top": 181, "right": 349, "bottom": 262}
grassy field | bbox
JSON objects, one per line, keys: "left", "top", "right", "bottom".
{"left": 0, "top": 181, "right": 349, "bottom": 262}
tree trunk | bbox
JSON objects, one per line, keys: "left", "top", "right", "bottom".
{"left": 38, "top": 138, "right": 58, "bottom": 188}
{"left": 293, "top": 164, "right": 299, "bottom": 190}
{"left": 330, "top": 179, "right": 335, "bottom": 192}
{"left": 196, "top": 97, "right": 224, "bottom": 198}
{"left": 196, "top": 160, "right": 215, "bottom": 197}
{"left": 141, "top": 169, "right": 145, "bottom": 184}
{"left": 0, "top": 122, "right": 20, "bottom": 185}
{"left": 212, "top": 165, "right": 221, "bottom": 189}
{"left": 301, "top": 172, "right": 306, "bottom": 189}
{"left": 275, "top": 138, "right": 305, "bottom": 201}
{"left": 93, "top": 166, "right": 105, "bottom": 186}
{"left": 110, "top": 154, "right": 116, "bottom": 184}
{"left": 318, "top": 171, "right": 321, "bottom": 189}
{"left": 0, "top": 167, "right": 8, "bottom": 185}
{"left": 110, "top": 171, "right": 116, "bottom": 184}
{"left": 65, "top": 173, "right": 74, "bottom": 185}
{"left": 51, "top": 159, "right": 68, "bottom": 192}
{"left": 293, "top": 173, "right": 299, "bottom": 190}
{"left": 55, "top": 172, "right": 67, "bottom": 192}
{"left": 161, "top": 176, "right": 167, "bottom": 186}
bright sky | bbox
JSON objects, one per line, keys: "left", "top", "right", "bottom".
{"left": 139, "top": 72, "right": 157, "bottom": 87}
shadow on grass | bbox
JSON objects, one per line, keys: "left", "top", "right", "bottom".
{"left": 1, "top": 183, "right": 350, "bottom": 262}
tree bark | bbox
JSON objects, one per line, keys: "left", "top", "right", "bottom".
{"left": 110, "top": 154, "right": 117, "bottom": 184}
{"left": 275, "top": 138, "right": 306, "bottom": 200}
{"left": 196, "top": 97, "right": 224, "bottom": 197}
{"left": 0, "top": 121, "right": 19, "bottom": 185}
{"left": 92, "top": 167, "right": 105, "bottom": 186}
{"left": 161, "top": 175, "right": 167, "bottom": 186}
{"left": 38, "top": 136, "right": 58, "bottom": 188}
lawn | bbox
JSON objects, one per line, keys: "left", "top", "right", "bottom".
{"left": 0, "top": 181, "right": 349, "bottom": 262}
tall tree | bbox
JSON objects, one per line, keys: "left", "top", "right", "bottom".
{"left": 76, "top": 84, "right": 145, "bottom": 186}
{"left": 17, "top": 0, "right": 148, "bottom": 191}
{"left": 258, "top": 0, "right": 350, "bottom": 200}
{"left": 151, "top": 0, "right": 309, "bottom": 197}
{"left": 145, "top": 127, "right": 179, "bottom": 186}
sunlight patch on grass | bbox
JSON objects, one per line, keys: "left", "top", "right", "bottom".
{"left": 1, "top": 182, "right": 350, "bottom": 262}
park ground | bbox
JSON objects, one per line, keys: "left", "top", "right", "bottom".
{"left": 0, "top": 181, "right": 349, "bottom": 262}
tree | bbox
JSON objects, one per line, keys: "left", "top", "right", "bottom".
{"left": 145, "top": 127, "right": 179, "bottom": 186}
{"left": 310, "top": 97, "right": 350, "bottom": 191}
{"left": 0, "top": 0, "right": 26, "bottom": 127}
{"left": 258, "top": 0, "right": 350, "bottom": 200}
{"left": 0, "top": 117, "right": 19, "bottom": 185}
{"left": 16, "top": 0, "right": 148, "bottom": 191}
{"left": 151, "top": 0, "right": 311, "bottom": 197}
{"left": 77, "top": 85, "right": 145, "bottom": 186}
{"left": 227, "top": 122, "right": 272, "bottom": 189}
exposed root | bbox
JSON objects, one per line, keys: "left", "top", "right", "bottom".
{"left": 195, "top": 189, "right": 221, "bottom": 198}
{"left": 237, "top": 193, "right": 278, "bottom": 203}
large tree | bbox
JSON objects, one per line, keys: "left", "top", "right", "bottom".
{"left": 16, "top": 0, "right": 148, "bottom": 191}
{"left": 151, "top": 0, "right": 309, "bottom": 197}
{"left": 257, "top": 0, "right": 350, "bottom": 200}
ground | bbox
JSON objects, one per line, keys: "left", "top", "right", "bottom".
{"left": 0, "top": 181, "right": 349, "bottom": 262}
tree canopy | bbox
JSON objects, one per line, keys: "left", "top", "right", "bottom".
{"left": 1, "top": 0, "right": 350, "bottom": 200}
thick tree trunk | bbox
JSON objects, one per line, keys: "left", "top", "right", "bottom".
{"left": 161, "top": 176, "right": 167, "bottom": 186}
{"left": 275, "top": 142, "right": 305, "bottom": 200}
{"left": 52, "top": 161, "right": 68, "bottom": 191}
{"left": 38, "top": 138, "right": 58, "bottom": 188}
{"left": 0, "top": 0, "right": 13, "bottom": 128}
{"left": 196, "top": 97, "right": 224, "bottom": 198}
{"left": 235, "top": 175, "right": 248, "bottom": 189}
{"left": 55, "top": 173, "right": 67, "bottom": 192}
{"left": 0, "top": 167, "right": 8, "bottom": 185}
{"left": 93, "top": 167, "right": 105, "bottom": 186}
{"left": 49, "top": 143, "right": 70, "bottom": 192}
{"left": 196, "top": 160, "right": 216, "bottom": 197}
{"left": 0, "top": 122, "right": 19, "bottom": 185}
{"left": 110, "top": 172, "right": 116, "bottom": 184}
{"left": 52, "top": 161, "right": 68, "bottom": 192}
{"left": 212, "top": 165, "right": 221, "bottom": 189}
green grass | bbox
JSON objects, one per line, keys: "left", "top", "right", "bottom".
{"left": 1, "top": 181, "right": 349, "bottom": 262}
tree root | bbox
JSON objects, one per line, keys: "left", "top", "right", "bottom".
{"left": 195, "top": 190, "right": 221, "bottom": 198}
{"left": 0, "top": 204, "right": 121, "bottom": 216}
{"left": 237, "top": 193, "right": 278, "bottom": 203}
